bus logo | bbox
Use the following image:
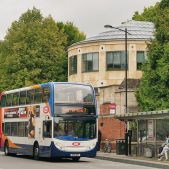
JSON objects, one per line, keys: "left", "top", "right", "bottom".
{"left": 72, "top": 142, "right": 80, "bottom": 146}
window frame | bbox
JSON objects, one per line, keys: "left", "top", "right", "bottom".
{"left": 82, "top": 52, "right": 99, "bottom": 72}
{"left": 69, "top": 55, "right": 77, "bottom": 75}
{"left": 12, "top": 92, "right": 19, "bottom": 106}
{"left": 106, "top": 51, "right": 128, "bottom": 71}
{"left": 43, "top": 120, "right": 52, "bottom": 138}
{"left": 42, "top": 87, "right": 50, "bottom": 102}
{"left": 2, "top": 86, "right": 50, "bottom": 108}
{"left": 26, "top": 89, "right": 35, "bottom": 104}
{"left": 6, "top": 94, "right": 13, "bottom": 107}
{"left": 4, "top": 122, "right": 28, "bottom": 137}
{"left": 1, "top": 95, "right": 6, "bottom": 107}
{"left": 19, "top": 91, "right": 27, "bottom": 105}
{"left": 137, "top": 51, "right": 145, "bottom": 70}
{"left": 11, "top": 122, "right": 18, "bottom": 136}
{"left": 34, "top": 88, "right": 42, "bottom": 104}
{"left": 18, "top": 122, "right": 26, "bottom": 137}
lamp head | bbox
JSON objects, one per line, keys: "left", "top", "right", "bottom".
{"left": 104, "top": 25, "right": 113, "bottom": 29}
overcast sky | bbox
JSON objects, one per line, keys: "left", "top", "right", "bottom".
{"left": 0, "top": 0, "right": 160, "bottom": 40}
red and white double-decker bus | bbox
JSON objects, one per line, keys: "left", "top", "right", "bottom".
{"left": 0, "top": 82, "right": 98, "bottom": 161}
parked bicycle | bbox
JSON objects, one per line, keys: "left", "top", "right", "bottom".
{"left": 103, "top": 139, "right": 112, "bottom": 153}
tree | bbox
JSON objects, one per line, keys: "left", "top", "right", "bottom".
{"left": 0, "top": 8, "right": 86, "bottom": 91}
{"left": 132, "top": 3, "right": 159, "bottom": 23}
{"left": 135, "top": 0, "right": 169, "bottom": 111}
{"left": 57, "top": 22, "right": 86, "bottom": 48}
{"left": 56, "top": 22, "right": 86, "bottom": 78}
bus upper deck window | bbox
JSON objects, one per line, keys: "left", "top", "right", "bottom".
{"left": 27, "top": 90, "right": 35, "bottom": 104}
{"left": 12, "top": 92, "right": 19, "bottom": 106}
{"left": 1, "top": 95, "right": 6, "bottom": 107}
{"left": 34, "top": 88, "right": 42, "bottom": 103}
{"left": 20, "top": 91, "right": 27, "bottom": 105}
{"left": 6, "top": 94, "right": 12, "bottom": 107}
{"left": 42, "top": 87, "right": 50, "bottom": 102}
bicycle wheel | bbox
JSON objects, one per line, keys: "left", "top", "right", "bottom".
{"left": 107, "top": 145, "right": 111, "bottom": 153}
{"left": 103, "top": 145, "right": 107, "bottom": 153}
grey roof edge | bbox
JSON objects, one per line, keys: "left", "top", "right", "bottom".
{"left": 68, "top": 20, "right": 155, "bottom": 49}
{"left": 68, "top": 38, "right": 153, "bottom": 49}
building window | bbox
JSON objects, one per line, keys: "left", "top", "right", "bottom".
{"left": 106, "top": 51, "right": 128, "bottom": 70}
{"left": 137, "top": 51, "right": 145, "bottom": 70}
{"left": 82, "top": 53, "right": 99, "bottom": 72}
{"left": 69, "top": 55, "right": 77, "bottom": 75}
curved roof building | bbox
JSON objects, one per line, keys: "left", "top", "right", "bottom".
{"left": 68, "top": 20, "right": 155, "bottom": 144}
{"left": 68, "top": 20, "right": 154, "bottom": 115}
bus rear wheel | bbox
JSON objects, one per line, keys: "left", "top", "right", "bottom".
{"left": 4, "top": 141, "right": 9, "bottom": 156}
{"left": 33, "top": 144, "right": 39, "bottom": 160}
{"left": 72, "top": 157, "right": 80, "bottom": 162}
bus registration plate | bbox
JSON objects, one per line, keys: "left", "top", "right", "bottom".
{"left": 70, "top": 154, "right": 80, "bottom": 157}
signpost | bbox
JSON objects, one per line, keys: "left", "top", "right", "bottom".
{"left": 109, "top": 103, "right": 116, "bottom": 115}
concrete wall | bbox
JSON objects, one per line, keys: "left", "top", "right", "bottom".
{"left": 68, "top": 40, "right": 147, "bottom": 87}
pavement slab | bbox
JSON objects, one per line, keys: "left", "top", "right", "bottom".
{"left": 96, "top": 152, "right": 169, "bottom": 169}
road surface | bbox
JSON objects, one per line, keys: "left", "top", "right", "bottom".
{"left": 0, "top": 152, "right": 154, "bottom": 169}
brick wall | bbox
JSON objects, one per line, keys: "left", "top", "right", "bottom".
{"left": 98, "top": 117, "right": 126, "bottom": 141}
{"left": 98, "top": 103, "right": 126, "bottom": 150}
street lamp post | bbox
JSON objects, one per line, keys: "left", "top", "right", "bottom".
{"left": 104, "top": 24, "right": 131, "bottom": 156}
{"left": 104, "top": 25, "right": 131, "bottom": 114}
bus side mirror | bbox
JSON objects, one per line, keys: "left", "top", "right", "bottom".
{"left": 45, "top": 115, "right": 50, "bottom": 122}
{"left": 54, "top": 117, "right": 62, "bottom": 124}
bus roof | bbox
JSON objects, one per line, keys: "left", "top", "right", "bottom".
{"left": 1, "top": 82, "right": 92, "bottom": 95}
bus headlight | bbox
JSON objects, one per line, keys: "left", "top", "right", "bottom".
{"left": 55, "top": 142, "right": 63, "bottom": 150}
{"left": 89, "top": 143, "right": 96, "bottom": 149}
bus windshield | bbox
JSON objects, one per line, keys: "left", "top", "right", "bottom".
{"left": 53, "top": 118, "right": 96, "bottom": 140}
{"left": 54, "top": 84, "right": 94, "bottom": 104}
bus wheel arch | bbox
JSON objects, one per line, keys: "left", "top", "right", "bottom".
{"left": 33, "top": 141, "right": 40, "bottom": 160}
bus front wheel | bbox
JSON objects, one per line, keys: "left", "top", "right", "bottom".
{"left": 33, "top": 144, "right": 39, "bottom": 160}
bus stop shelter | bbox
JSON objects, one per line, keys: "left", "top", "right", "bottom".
{"left": 116, "top": 110, "right": 169, "bottom": 157}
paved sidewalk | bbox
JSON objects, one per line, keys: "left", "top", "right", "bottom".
{"left": 96, "top": 152, "right": 169, "bottom": 169}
